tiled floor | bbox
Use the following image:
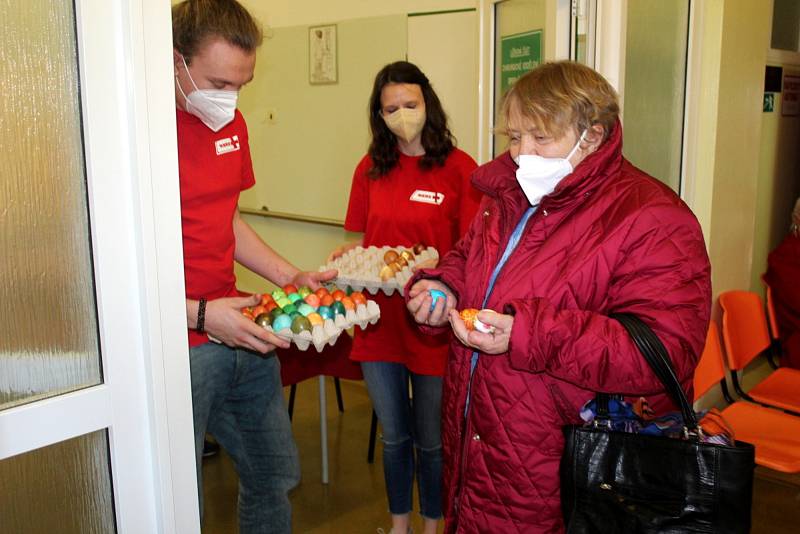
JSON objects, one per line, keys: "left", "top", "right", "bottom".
{"left": 202, "top": 377, "right": 800, "bottom": 533}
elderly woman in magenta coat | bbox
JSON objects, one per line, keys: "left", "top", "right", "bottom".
{"left": 405, "top": 61, "right": 711, "bottom": 533}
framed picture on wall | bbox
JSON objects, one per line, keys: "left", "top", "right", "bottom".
{"left": 309, "top": 24, "right": 338, "bottom": 84}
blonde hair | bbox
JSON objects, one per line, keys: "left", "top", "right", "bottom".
{"left": 500, "top": 61, "right": 619, "bottom": 140}
{"left": 172, "top": 0, "right": 262, "bottom": 62}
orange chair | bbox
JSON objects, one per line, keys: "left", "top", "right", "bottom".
{"left": 761, "top": 275, "right": 782, "bottom": 369}
{"left": 719, "top": 290, "right": 800, "bottom": 415}
{"left": 694, "top": 323, "right": 800, "bottom": 473}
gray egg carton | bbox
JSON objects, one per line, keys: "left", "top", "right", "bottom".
{"left": 320, "top": 245, "right": 439, "bottom": 296}
{"left": 267, "top": 300, "right": 380, "bottom": 352}
{"left": 210, "top": 300, "right": 380, "bottom": 352}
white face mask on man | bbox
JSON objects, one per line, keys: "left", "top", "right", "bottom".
{"left": 514, "top": 129, "right": 587, "bottom": 206}
{"left": 176, "top": 55, "right": 238, "bottom": 132}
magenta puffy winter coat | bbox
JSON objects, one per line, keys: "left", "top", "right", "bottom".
{"left": 408, "top": 123, "right": 711, "bottom": 533}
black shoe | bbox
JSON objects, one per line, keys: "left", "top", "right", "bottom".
{"left": 203, "top": 438, "right": 219, "bottom": 458}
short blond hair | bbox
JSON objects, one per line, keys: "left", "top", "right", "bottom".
{"left": 501, "top": 61, "right": 619, "bottom": 140}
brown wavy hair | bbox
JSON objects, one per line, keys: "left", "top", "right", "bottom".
{"left": 501, "top": 61, "right": 619, "bottom": 141}
{"left": 172, "top": 0, "right": 263, "bottom": 61}
{"left": 367, "top": 61, "right": 456, "bottom": 178}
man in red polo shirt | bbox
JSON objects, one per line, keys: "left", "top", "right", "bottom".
{"left": 172, "top": 2, "right": 334, "bottom": 532}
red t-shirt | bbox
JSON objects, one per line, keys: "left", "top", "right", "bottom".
{"left": 344, "top": 149, "right": 481, "bottom": 375}
{"left": 177, "top": 109, "right": 255, "bottom": 347}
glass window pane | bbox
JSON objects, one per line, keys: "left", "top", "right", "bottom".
{"left": 572, "top": 0, "right": 596, "bottom": 66}
{"left": 0, "top": 430, "right": 116, "bottom": 533}
{"left": 0, "top": 0, "right": 101, "bottom": 409}
{"left": 622, "top": 0, "right": 690, "bottom": 192}
{"left": 494, "top": 0, "right": 548, "bottom": 156}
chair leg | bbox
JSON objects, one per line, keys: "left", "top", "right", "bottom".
{"left": 288, "top": 384, "right": 297, "bottom": 421}
{"left": 335, "top": 377, "right": 344, "bottom": 412}
{"left": 367, "top": 409, "right": 378, "bottom": 464}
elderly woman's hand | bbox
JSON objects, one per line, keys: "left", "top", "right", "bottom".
{"left": 406, "top": 279, "right": 456, "bottom": 327}
{"left": 449, "top": 309, "right": 514, "bottom": 354}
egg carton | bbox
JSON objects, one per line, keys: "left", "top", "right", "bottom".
{"left": 267, "top": 300, "right": 381, "bottom": 352}
{"left": 211, "top": 300, "right": 381, "bottom": 353}
{"left": 320, "top": 246, "right": 439, "bottom": 297}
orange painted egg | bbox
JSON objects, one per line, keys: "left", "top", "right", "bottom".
{"left": 350, "top": 291, "right": 367, "bottom": 306}
{"left": 332, "top": 290, "right": 346, "bottom": 302}
{"left": 383, "top": 250, "right": 399, "bottom": 265}
{"left": 341, "top": 296, "right": 355, "bottom": 311}
{"left": 307, "top": 312, "right": 324, "bottom": 326}
{"left": 315, "top": 287, "right": 330, "bottom": 299}
{"left": 304, "top": 293, "right": 321, "bottom": 308}
{"left": 320, "top": 294, "right": 335, "bottom": 307}
{"left": 459, "top": 308, "right": 480, "bottom": 331}
{"left": 379, "top": 265, "right": 395, "bottom": 281}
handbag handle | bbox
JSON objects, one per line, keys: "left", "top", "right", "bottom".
{"left": 608, "top": 313, "right": 700, "bottom": 433}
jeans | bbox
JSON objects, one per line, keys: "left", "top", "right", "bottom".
{"left": 190, "top": 343, "right": 300, "bottom": 534}
{"left": 361, "top": 361, "right": 443, "bottom": 520}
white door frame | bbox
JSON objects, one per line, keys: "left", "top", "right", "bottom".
{"left": 477, "top": 0, "right": 572, "bottom": 163}
{"left": 0, "top": 1, "right": 198, "bottom": 532}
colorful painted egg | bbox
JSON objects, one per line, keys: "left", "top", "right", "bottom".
{"left": 260, "top": 294, "right": 274, "bottom": 307}
{"left": 269, "top": 307, "right": 283, "bottom": 322}
{"left": 272, "top": 313, "right": 292, "bottom": 331}
{"left": 331, "top": 301, "right": 346, "bottom": 316}
{"left": 332, "top": 290, "right": 346, "bottom": 302}
{"left": 341, "top": 296, "right": 355, "bottom": 311}
{"left": 297, "top": 286, "right": 312, "bottom": 298}
{"left": 314, "top": 287, "right": 330, "bottom": 299}
{"left": 282, "top": 303, "right": 298, "bottom": 315}
{"left": 429, "top": 289, "right": 446, "bottom": 310}
{"left": 383, "top": 250, "right": 399, "bottom": 265}
{"left": 304, "top": 294, "right": 321, "bottom": 308}
{"left": 252, "top": 305, "right": 266, "bottom": 317}
{"left": 459, "top": 308, "right": 480, "bottom": 331}
{"left": 282, "top": 284, "right": 298, "bottom": 295}
{"left": 264, "top": 301, "right": 278, "bottom": 314}
{"left": 271, "top": 289, "right": 286, "bottom": 301}
{"left": 276, "top": 297, "right": 292, "bottom": 309}
{"left": 379, "top": 265, "right": 395, "bottom": 281}
{"left": 307, "top": 313, "right": 324, "bottom": 326}
{"left": 255, "top": 313, "right": 271, "bottom": 328}
{"left": 320, "top": 294, "right": 335, "bottom": 307}
{"left": 291, "top": 315, "right": 312, "bottom": 334}
{"left": 459, "top": 308, "right": 495, "bottom": 333}
{"left": 317, "top": 305, "right": 333, "bottom": 320}
{"left": 288, "top": 311, "right": 301, "bottom": 320}
{"left": 297, "top": 303, "right": 315, "bottom": 317}
{"left": 400, "top": 250, "right": 415, "bottom": 262}
{"left": 287, "top": 293, "right": 303, "bottom": 304}
{"left": 350, "top": 291, "right": 367, "bottom": 306}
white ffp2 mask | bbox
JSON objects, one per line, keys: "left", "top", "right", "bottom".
{"left": 176, "top": 55, "right": 238, "bottom": 132}
{"left": 514, "top": 130, "right": 587, "bottom": 206}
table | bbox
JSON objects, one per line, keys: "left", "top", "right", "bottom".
{"left": 277, "top": 334, "right": 362, "bottom": 484}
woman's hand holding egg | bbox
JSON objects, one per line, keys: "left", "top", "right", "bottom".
{"left": 449, "top": 308, "right": 513, "bottom": 354}
{"left": 406, "top": 279, "right": 456, "bottom": 327}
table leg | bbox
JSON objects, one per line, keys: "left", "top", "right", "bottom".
{"left": 319, "top": 375, "right": 329, "bottom": 484}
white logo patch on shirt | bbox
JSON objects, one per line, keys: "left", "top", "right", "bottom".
{"left": 215, "top": 135, "right": 240, "bottom": 155}
{"left": 409, "top": 189, "right": 444, "bottom": 205}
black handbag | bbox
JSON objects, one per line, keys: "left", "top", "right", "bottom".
{"left": 560, "top": 313, "right": 756, "bottom": 534}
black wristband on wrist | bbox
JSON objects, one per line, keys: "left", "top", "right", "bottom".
{"left": 197, "top": 298, "right": 207, "bottom": 333}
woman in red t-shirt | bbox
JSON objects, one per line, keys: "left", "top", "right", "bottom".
{"left": 332, "top": 61, "right": 480, "bottom": 534}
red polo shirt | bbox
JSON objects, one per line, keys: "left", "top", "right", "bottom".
{"left": 345, "top": 149, "right": 481, "bottom": 375}
{"left": 177, "top": 109, "right": 255, "bottom": 347}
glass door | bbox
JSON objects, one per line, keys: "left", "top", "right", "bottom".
{"left": 0, "top": 0, "right": 196, "bottom": 532}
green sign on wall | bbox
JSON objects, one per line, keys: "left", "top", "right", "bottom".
{"left": 500, "top": 30, "right": 542, "bottom": 94}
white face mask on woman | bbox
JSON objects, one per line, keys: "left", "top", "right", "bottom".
{"left": 514, "top": 130, "right": 587, "bottom": 206}
{"left": 176, "top": 55, "right": 238, "bottom": 132}
{"left": 383, "top": 107, "right": 426, "bottom": 143}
